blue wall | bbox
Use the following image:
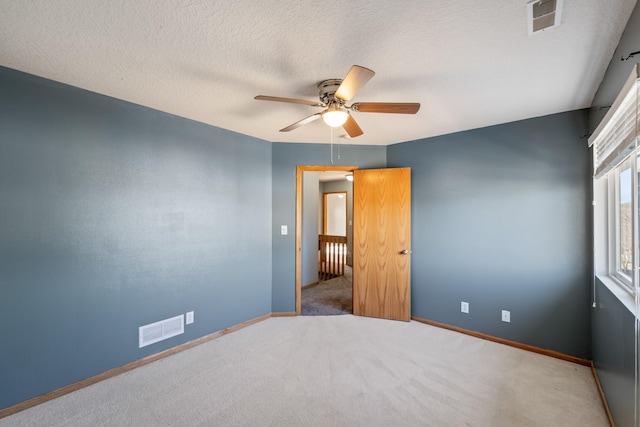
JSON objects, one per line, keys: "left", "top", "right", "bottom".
{"left": 271, "top": 143, "right": 386, "bottom": 312}
{"left": 301, "top": 172, "right": 319, "bottom": 286}
{"left": 2, "top": 26, "right": 632, "bottom": 411}
{"left": 0, "top": 67, "right": 272, "bottom": 409}
{"left": 0, "top": 64, "right": 604, "bottom": 413}
{"left": 589, "top": 1, "right": 640, "bottom": 425}
{"left": 388, "top": 110, "right": 592, "bottom": 358}
{"left": 592, "top": 278, "right": 635, "bottom": 427}
{"left": 271, "top": 112, "right": 593, "bottom": 363}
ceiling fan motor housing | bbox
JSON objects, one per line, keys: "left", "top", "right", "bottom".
{"left": 254, "top": 65, "right": 418, "bottom": 138}
{"left": 318, "top": 79, "right": 344, "bottom": 106}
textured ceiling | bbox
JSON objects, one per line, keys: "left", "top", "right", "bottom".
{"left": 0, "top": 1, "right": 637, "bottom": 145}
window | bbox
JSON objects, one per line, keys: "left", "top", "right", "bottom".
{"left": 591, "top": 65, "right": 639, "bottom": 294}
{"left": 613, "top": 156, "right": 634, "bottom": 288}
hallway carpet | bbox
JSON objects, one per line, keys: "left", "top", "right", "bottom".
{"left": 301, "top": 266, "right": 352, "bottom": 315}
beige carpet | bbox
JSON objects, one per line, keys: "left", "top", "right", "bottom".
{"left": 1, "top": 316, "right": 608, "bottom": 427}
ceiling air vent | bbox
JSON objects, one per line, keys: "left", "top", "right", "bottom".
{"left": 527, "top": 0, "right": 563, "bottom": 35}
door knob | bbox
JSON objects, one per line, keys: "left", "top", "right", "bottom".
{"left": 400, "top": 249, "right": 411, "bottom": 255}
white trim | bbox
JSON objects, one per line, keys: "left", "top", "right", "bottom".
{"left": 612, "top": 157, "right": 635, "bottom": 290}
{"left": 634, "top": 153, "right": 639, "bottom": 293}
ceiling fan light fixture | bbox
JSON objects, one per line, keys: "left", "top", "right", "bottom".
{"left": 255, "top": 65, "right": 420, "bottom": 138}
{"left": 321, "top": 107, "right": 349, "bottom": 127}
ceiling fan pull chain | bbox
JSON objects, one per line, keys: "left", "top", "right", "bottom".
{"left": 330, "top": 127, "right": 334, "bottom": 165}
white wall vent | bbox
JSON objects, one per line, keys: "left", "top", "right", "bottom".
{"left": 527, "top": 0, "right": 563, "bottom": 35}
{"left": 139, "top": 314, "right": 184, "bottom": 348}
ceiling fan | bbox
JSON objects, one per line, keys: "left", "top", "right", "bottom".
{"left": 254, "top": 65, "right": 420, "bottom": 138}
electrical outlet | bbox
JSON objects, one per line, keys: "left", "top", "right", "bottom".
{"left": 501, "top": 310, "right": 510, "bottom": 323}
{"left": 280, "top": 225, "right": 288, "bottom": 235}
{"left": 460, "top": 301, "right": 469, "bottom": 314}
{"left": 186, "top": 311, "right": 194, "bottom": 325}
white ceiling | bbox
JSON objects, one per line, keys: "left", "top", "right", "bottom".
{"left": 0, "top": 1, "right": 637, "bottom": 146}
{"left": 319, "top": 171, "right": 351, "bottom": 182}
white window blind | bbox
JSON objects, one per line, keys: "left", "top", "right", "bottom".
{"left": 589, "top": 64, "right": 640, "bottom": 178}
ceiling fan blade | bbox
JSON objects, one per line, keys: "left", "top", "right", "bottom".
{"left": 352, "top": 102, "right": 420, "bottom": 114}
{"left": 343, "top": 113, "right": 364, "bottom": 138}
{"left": 255, "top": 95, "right": 323, "bottom": 107}
{"left": 279, "top": 113, "right": 322, "bottom": 132}
{"left": 335, "top": 65, "right": 375, "bottom": 102}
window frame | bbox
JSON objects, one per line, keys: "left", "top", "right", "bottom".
{"left": 591, "top": 65, "right": 640, "bottom": 299}
{"left": 608, "top": 154, "right": 637, "bottom": 294}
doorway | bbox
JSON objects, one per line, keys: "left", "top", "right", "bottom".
{"left": 295, "top": 166, "right": 357, "bottom": 314}
{"left": 320, "top": 191, "right": 348, "bottom": 282}
{"left": 296, "top": 166, "right": 412, "bottom": 321}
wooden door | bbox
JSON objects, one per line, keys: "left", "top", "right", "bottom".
{"left": 353, "top": 168, "right": 411, "bottom": 321}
